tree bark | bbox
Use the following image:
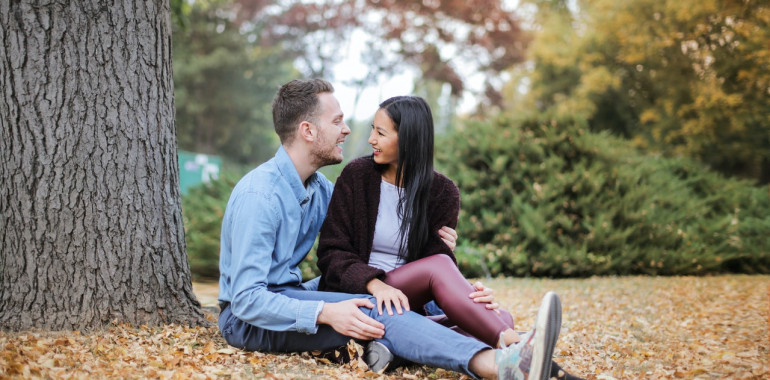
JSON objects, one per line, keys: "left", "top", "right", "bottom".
{"left": 0, "top": 0, "right": 208, "bottom": 331}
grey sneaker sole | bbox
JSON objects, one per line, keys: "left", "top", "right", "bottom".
{"left": 364, "top": 341, "right": 394, "bottom": 373}
{"left": 529, "top": 291, "right": 562, "bottom": 380}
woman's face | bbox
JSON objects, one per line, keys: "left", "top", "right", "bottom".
{"left": 368, "top": 108, "right": 399, "bottom": 169}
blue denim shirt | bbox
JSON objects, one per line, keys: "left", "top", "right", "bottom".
{"left": 218, "top": 146, "right": 334, "bottom": 334}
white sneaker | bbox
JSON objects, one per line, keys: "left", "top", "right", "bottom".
{"left": 496, "top": 291, "right": 562, "bottom": 380}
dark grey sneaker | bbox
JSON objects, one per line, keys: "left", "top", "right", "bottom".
{"left": 364, "top": 341, "right": 394, "bottom": 373}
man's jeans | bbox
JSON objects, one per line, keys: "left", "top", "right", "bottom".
{"left": 218, "top": 285, "right": 490, "bottom": 376}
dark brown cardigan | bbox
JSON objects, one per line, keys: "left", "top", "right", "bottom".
{"left": 317, "top": 156, "right": 460, "bottom": 294}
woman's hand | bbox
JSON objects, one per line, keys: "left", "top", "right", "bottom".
{"left": 469, "top": 281, "right": 500, "bottom": 312}
{"left": 366, "top": 278, "right": 410, "bottom": 316}
{"left": 438, "top": 226, "right": 458, "bottom": 252}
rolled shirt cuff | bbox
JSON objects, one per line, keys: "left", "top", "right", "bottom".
{"left": 297, "top": 300, "right": 325, "bottom": 334}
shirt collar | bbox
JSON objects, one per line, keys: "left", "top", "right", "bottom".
{"left": 275, "top": 146, "right": 317, "bottom": 205}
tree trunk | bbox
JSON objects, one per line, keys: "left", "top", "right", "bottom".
{"left": 0, "top": 0, "right": 208, "bottom": 331}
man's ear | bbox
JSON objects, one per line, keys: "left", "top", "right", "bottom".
{"left": 298, "top": 121, "right": 315, "bottom": 142}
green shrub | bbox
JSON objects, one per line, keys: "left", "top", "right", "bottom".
{"left": 438, "top": 117, "right": 770, "bottom": 277}
{"left": 182, "top": 173, "right": 238, "bottom": 281}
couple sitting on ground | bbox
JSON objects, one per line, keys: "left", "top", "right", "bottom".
{"left": 217, "top": 78, "right": 581, "bottom": 379}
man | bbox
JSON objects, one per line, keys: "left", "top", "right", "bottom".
{"left": 217, "top": 78, "right": 566, "bottom": 379}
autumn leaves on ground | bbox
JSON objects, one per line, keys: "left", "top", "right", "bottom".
{"left": 1, "top": 275, "right": 767, "bottom": 379}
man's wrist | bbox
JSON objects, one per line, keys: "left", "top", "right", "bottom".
{"left": 314, "top": 300, "right": 325, "bottom": 325}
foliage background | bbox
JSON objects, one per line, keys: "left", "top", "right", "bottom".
{"left": 438, "top": 117, "right": 769, "bottom": 278}
{"left": 172, "top": 0, "right": 296, "bottom": 165}
{"left": 174, "top": 0, "right": 769, "bottom": 280}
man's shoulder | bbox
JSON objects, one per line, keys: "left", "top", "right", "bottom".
{"left": 312, "top": 170, "right": 334, "bottom": 194}
{"left": 233, "top": 160, "right": 282, "bottom": 197}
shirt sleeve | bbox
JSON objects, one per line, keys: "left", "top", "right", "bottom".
{"left": 227, "top": 191, "right": 324, "bottom": 334}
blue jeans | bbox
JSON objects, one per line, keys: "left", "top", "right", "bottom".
{"left": 218, "top": 285, "right": 490, "bottom": 376}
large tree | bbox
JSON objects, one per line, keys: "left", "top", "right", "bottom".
{"left": 1, "top": 0, "right": 207, "bottom": 330}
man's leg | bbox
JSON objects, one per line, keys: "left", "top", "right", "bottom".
{"left": 367, "top": 309, "right": 491, "bottom": 376}
{"left": 219, "top": 305, "right": 352, "bottom": 352}
{"left": 220, "top": 286, "right": 491, "bottom": 377}
{"left": 275, "top": 285, "right": 491, "bottom": 376}
{"left": 218, "top": 287, "right": 359, "bottom": 352}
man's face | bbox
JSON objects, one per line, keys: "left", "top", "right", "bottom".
{"left": 310, "top": 92, "right": 351, "bottom": 167}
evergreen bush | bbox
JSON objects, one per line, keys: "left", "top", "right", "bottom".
{"left": 438, "top": 117, "right": 770, "bottom": 277}
{"left": 181, "top": 173, "right": 238, "bottom": 281}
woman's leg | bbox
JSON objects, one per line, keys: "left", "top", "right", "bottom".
{"left": 426, "top": 302, "right": 515, "bottom": 340}
{"left": 384, "top": 254, "right": 513, "bottom": 347}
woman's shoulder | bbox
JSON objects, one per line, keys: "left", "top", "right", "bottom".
{"left": 345, "top": 156, "right": 374, "bottom": 170}
{"left": 431, "top": 170, "right": 460, "bottom": 198}
{"left": 337, "top": 155, "right": 376, "bottom": 180}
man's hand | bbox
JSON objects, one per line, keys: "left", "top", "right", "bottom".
{"left": 469, "top": 281, "right": 500, "bottom": 312}
{"left": 438, "top": 226, "right": 458, "bottom": 252}
{"left": 367, "top": 278, "right": 410, "bottom": 316}
{"left": 317, "top": 299, "right": 385, "bottom": 340}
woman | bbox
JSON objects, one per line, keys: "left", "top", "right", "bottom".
{"left": 317, "top": 96, "right": 525, "bottom": 349}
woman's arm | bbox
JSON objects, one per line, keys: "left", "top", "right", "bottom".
{"left": 430, "top": 174, "right": 500, "bottom": 309}
{"left": 317, "top": 162, "right": 386, "bottom": 295}
{"left": 423, "top": 173, "right": 461, "bottom": 261}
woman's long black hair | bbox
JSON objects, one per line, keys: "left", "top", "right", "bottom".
{"left": 374, "top": 96, "right": 434, "bottom": 263}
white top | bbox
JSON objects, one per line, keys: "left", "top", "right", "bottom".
{"left": 368, "top": 180, "right": 406, "bottom": 272}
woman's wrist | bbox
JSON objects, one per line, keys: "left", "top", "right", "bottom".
{"left": 366, "top": 278, "right": 385, "bottom": 294}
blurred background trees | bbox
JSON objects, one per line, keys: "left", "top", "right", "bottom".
{"left": 172, "top": 0, "right": 296, "bottom": 165}
{"left": 173, "top": 0, "right": 769, "bottom": 280}
{"left": 511, "top": 0, "right": 770, "bottom": 182}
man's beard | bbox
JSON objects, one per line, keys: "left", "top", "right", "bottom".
{"left": 310, "top": 137, "right": 342, "bottom": 168}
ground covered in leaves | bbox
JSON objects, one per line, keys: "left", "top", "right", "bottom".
{"left": 1, "top": 275, "right": 767, "bottom": 379}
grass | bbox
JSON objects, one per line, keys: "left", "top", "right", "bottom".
{"left": 1, "top": 275, "right": 767, "bottom": 379}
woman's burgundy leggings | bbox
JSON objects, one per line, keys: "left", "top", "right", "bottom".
{"left": 384, "top": 254, "right": 514, "bottom": 347}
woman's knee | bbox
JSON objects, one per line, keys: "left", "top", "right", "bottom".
{"left": 421, "top": 253, "right": 455, "bottom": 268}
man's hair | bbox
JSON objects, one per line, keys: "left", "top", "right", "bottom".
{"left": 272, "top": 79, "right": 335, "bottom": 145}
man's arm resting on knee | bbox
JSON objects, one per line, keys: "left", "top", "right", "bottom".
{"left": 317, "top": 298, "right": 385, "bottom": 340}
